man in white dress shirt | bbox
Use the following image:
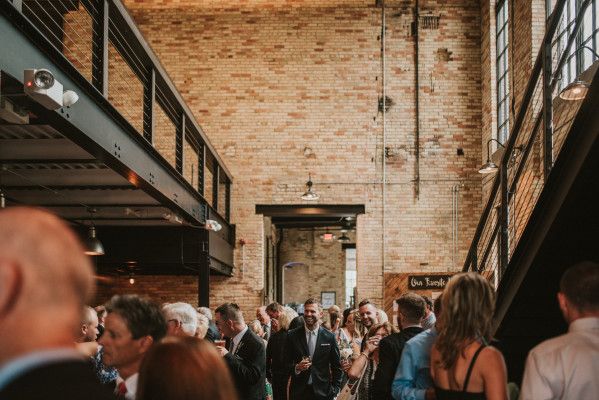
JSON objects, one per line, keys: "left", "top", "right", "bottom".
{"left": 520, "top": 261, "right": 599, "bottom": 400}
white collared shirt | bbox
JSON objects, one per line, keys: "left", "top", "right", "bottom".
{"left": 231, "top": 326, "right": 249, "bottom": 354}
{"left": 115, "top": 372, "right": 138, "bottom": 400}
{"left": 520, "top": 317, "right": 599, "bottom": 400}
{"left": 305, "top": 325, "right": 319, "bottom": 353}
{"left": 0, "top": 348, "right": 83, "bottom": 392}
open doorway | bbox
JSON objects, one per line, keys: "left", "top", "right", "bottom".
{"left": 256, "top": 204, "right": 364, "bottom": 311}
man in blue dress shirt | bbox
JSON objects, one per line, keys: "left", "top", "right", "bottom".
{"left": 392, "top": 295, "right": 442, "bottom": 400}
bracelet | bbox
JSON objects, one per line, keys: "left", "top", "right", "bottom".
{"left": 360, "top": 352, "right": 370, "bottom": 359}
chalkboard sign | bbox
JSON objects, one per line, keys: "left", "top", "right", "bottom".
{"left": 407, "top": 274, "right": 452, "bottom": 290}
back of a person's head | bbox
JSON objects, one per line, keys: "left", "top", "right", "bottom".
{"left": 396, "top": 292, "right": 426, "bottom": 324}
{"left": 0, "top": 207, "right": 94, "bottom": 352}
{"left": 215, "top": 303, "right": 244, "bottom": 323}
{"left": 433, "top": 295, "right": 443, "bottom": 317}
{"left": 106, "top": 295, "right": 167, "bottom": 341}
{"left": 195, "top": 314, "right": 209, "bottom": 339}
{"left": 248, "top": 319, "right": 263, "bottom": 336}
{"left": 422, "top": 295, "right": 434, "bottom": 311}
{"left": 560, "top": 261, "right": 599, "bottom": 313}
{"left": 137, "top": 336, "right": 238, "bottom": 400}
{"left": 0, "top": 207, "right": 93, "bottom": 309}
{"left": 163, "top": 302, "right": 198, "bottom": 336}
{"left": 437, "top": 272, "right": 495, "bottom": 368}
{"left": 196, "top": 306, "right": 213, "bottom": 321}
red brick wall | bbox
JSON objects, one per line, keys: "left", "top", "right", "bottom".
{"left": 82, "top": 0, "right": 485, "bottom": 314}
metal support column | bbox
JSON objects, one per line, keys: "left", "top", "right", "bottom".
{"left": 542, "top": 35, "right": 553, "bottom": 179}
{"left": 143, "top": 68, "right": 155, "bottom": 143}
{"left": 91, "top": 0, "right": 108, "bottom": 96}
{"left": 499, "top": 162, "right": 509, "bottom": 276}
{"left": 198, "top": 256, "right": 210, "bottom": 307}
{"left": 176, "top": 113, "right": 185, "bottom": 174}
{"left": 212, "top": 165, "right": 219, "bottom": 211}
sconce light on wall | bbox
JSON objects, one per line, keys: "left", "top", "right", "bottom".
{"left": 558, "top": 46, "right": 599, "bottom": 101}
{"left": 300, "top": 174, "right": 320, "bottom": 201}
{"left": 478, "top": 138, "right": 504, "bottom": 174}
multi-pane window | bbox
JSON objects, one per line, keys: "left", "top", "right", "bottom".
{"left": 552, "top": 0, "right": 599, "bottom": 90}
{"left": 496, "top": 0, "right": 510, "bottom": 144}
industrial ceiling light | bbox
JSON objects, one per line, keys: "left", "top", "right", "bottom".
{"left": 84, "top": 208, "right": 104, "bottom": 256}
{"left": 300, "top": 174, "right": 320, "bottom": 201}
{"left": 84, "top": 226, "right": 104, "bottom": 256}
{"left": 478, "top": 138, "right": 504, "bottom": 174}
{"left": 337, "top": 230, "right": 351, "bottom": 243}
{"left": 205, "top": 219, "right": 222, "bottom": 232}
{"left": 559, "top": 79, "right": 589, "bottom": 101}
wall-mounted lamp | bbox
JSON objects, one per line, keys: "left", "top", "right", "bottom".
{"left": 128, "top": 273, "right": 135, "bottom": 285}
{"left": 300, "top": 174, "right": 320, "bottom": 201}
{"left": 478, "top": 138, "right": 504, "bottom": 174}
{"left": 83, "top": 208, "right": 104, "bottom": 256}
{"left": 559, "top": 46, "right": 599, "bottom": 101}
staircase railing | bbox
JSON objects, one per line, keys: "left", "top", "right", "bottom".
{"left": 463, "top": 0, "right": 598, "bottom": 283}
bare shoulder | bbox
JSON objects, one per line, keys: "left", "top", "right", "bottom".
{"left": 478, "top": 346, "right": 507, "bottom": 368}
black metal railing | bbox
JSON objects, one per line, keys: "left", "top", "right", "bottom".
{"left": 3, "top": 0, "right": 232, "bottom": 231}
{"left": 463, "top": 0, "right": 598, "bottom": 284}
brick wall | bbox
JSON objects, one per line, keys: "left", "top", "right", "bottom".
{"left": 280, "top": 229, "right": 354, "bottom": 307}
{"left": 71, "top": 0, "right": 485, "bottom": 314}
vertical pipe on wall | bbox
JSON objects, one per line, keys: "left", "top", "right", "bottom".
{"left": 414, "top": 0, "right": 421, "bottom": 199}
{"left": 381, "top": 0, "right": 387, "bottom": 294}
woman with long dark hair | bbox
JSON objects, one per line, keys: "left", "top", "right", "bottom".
{"left": 431, "top": 272, "right": 508, "bottom": 400}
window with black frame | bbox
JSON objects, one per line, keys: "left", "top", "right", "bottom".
{"left": 496, "top": 0, "right": 510, "bottom": 144}
{"left": 551, "top": 0, "right": 599, "bottom": 90}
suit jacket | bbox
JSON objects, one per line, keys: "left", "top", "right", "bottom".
{"left": 224, "top": 328, "right": 266, "bottom": 400}
{"left": 0, "top": 359, "right": 114, "bottom": 400}
{"left": 205, "top": 321, "right": 221, "bottom": 343}
{"left": 372, "top": 326, "right": 424, "bottom": 400}
{"left": 286, "top": 325, "right": 343, "bottom": 400}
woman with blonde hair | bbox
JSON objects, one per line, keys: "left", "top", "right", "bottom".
{"left": 137, "top": 336, "right": 238, "bottom": 400}
{"left": 266, "top": 305, "right": 293, "bottom": 399}
{"left": 431, "top": 272, "right": 507, "bottom": 400}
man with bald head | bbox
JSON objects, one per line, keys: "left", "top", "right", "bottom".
{"left": 0, "top": 207, "right": 113, "bottom": 399}
{"left": 78, "top": 306, "right": 100, "bottom": 343}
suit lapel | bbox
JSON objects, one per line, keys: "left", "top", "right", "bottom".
{"left": 312, "top": 326, "right": 325, "bottom": 360}
{"left": 298, "top": 327, "right": 309, "bottom": 356}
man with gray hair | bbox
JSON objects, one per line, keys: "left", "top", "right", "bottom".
{"left": 198, "top": 306, "right": 220, "bottom": 342}
{"left": 215, "top": 303, "right": 266, "bottom": 400}
{"left": 163, "top": 302, "right": 198, "bottom": 337}
{"left": 0, "top": 207, "right": 113, "bottom": 399}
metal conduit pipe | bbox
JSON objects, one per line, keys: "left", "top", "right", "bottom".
{"left": 382, "top": 0, "right": 387, "bottom": 289}
{"left": 414, "top": 0, "right": 421, "bottom": 198}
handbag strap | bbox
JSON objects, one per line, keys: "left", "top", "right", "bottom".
{"left": 350, "top": 358, "right": 369, "bottom": 394}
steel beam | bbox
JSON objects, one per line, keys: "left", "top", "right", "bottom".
{"left": 0, "top": 8, "right": 205, "bottom": 224}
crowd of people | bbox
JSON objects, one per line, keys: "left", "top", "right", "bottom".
{"left": 0, "top": 207, "right": 597, "bottom": 400}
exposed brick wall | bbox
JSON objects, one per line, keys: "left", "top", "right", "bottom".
{"left": 106, "top": 0, "right": 485, "bottom": 313}
{"left": 94, "top": 275, "right": 199, "bottom": 305}
{"left": 280, "top": 229, "right": 353, "bottom": 307}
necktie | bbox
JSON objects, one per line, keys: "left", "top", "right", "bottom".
{"left": 115, "top": 381, "right": 127, "bottom": 399}
{"left": 307, "top": 330, "right": 316, "bottom": 358}
{"left": 307, "top": 330, "right": 315, "bottom": 384}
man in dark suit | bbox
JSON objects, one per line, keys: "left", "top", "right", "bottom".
{"left": 215, "top": 303, "right": 266, "bottom": 400}
{"left": 373, "top": 292, "right": 426, "bottom": 400}
{"left": 286, "top": 298, "right": 343, "bottom": 400}
{"left": 0, "top": 207, "right": 114, "bottom": 400}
